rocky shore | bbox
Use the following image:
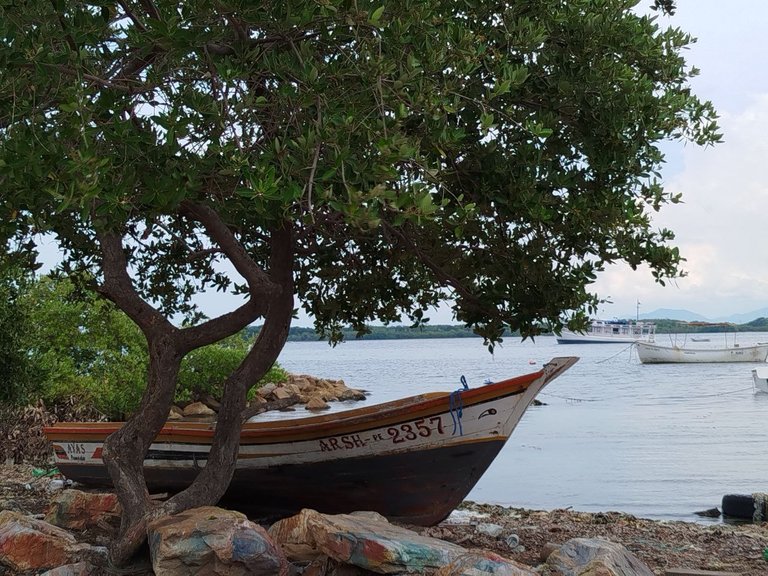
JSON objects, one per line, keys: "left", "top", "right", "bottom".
{"left": 1, "top": 374, "right": 768, "bottom": 575}
{"left": 1, "top": 463, "right": 768, "bottom": 575}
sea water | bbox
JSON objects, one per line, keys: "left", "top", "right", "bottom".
{"left": 274, "top": 333, "right": 768, "bottom": 522}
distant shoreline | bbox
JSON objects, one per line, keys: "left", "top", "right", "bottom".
{"left": 257, "top": 318, "right": 768, "bottom": 342}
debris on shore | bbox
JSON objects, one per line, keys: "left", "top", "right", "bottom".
{"left": 1, "top": 464, "right": 767, "bottom": 575}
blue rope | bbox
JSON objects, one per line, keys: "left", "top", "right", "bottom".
{"left": 449, "top": 376, "right": 470, "bottom": 436}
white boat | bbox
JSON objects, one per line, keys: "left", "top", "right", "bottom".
{"left": 556, "top": 319, "right": 656, "bottom": 344}
{"left": 636, "top": 341, "right": 768, "bottom": 364}
{"left": 752, "top": 366, "right": 768, "bottom": 393}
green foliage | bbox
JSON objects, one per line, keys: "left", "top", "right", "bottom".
{"left": 0, "top": 264, "right": 36, "bottom": 405}
{"left": 177, "top": 335, "right": 288, "bottom": 403}
{"left": 20, "top": 276, "right": 149, "bottom": 419}
{"left": 0, "top": 0, "right": 720, "bottom": 348}
{"left": 7, "top": 275, "right": 287, "bottom": 418}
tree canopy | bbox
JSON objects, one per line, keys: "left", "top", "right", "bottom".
{"left": 0, "top": 0, "right": 719, "bottom": 564}
{"left": 1, "top": 0, "right": 718, "bottom": 340}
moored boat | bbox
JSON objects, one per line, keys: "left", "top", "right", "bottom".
{"left": 752, "top": 366, "right": 768, "bottom": 393}
{"left": 44, "top": 356, "right": 578, "bottom": 526}
{"left": 636, "top": 342, "right": 768, "bottom": 364}
{"left": 556, "top": 319, "right": 656, "bottom": 344}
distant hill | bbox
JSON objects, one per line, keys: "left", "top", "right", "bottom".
{"left": 637, "top": 307, "right": 768, "bottom": 324}
{"left": 713, "top": 308, "right": 768, "bottom": 324}
{"left": 638, "top": 308, "right": 709, "bottom": 322}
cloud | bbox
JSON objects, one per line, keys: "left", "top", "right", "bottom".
{"left": 593, "top": 93, "right": 768, "bottom": 318}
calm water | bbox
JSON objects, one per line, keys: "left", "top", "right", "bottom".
{"left": 274, "top": 333, "right": 768, "bottom": 523}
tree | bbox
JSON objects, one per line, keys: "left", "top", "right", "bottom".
{"left": 0, "top": 262, "right": 35, "bottom": 405}
{"left": 0, "top": 0, "right": 719, "bottom": 564}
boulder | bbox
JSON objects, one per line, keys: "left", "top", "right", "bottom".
{"left": 257, "top": 383, "right": 278, "bottom": 398}
{"left": 0, "top": 510, "right": 107, "bottom": 572}
{"left": 305, "top": 397, "right": 331, "bottom": 411}
{"left": 273, "top": 387, "right": 295, "bottom": 401}
{"left": 45, "top": 489, "right": 121, "bottom": 531}
{"left": 39, "top": 561, "right": 99, "bottom": 576}
{"left": 147, "top": 506, "right": 289, "bottom": 576}
{"left": 302, "top": 557, "right": 380, "bottom": 575}
{"left": 434, "top": 551, "right": 537, "bottom": 575}
{"left": 182, "top": 401, "right": 216, "bottom": 417}
{"left": 338, "top": 388, "right": 367, "bottom": 402}
{"left": 545, "top": 537, "right": 654, "bottom": 576}
{"left": 269, "top": 508, "right": 465, "bottom": 574}
{"left": 289, "top": 376, "right": 313, "bottom": 390}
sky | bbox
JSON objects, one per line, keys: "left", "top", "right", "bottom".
{"left": 591, "top": 0, "right": 768, "bottom": 320}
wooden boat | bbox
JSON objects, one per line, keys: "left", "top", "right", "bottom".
{"left": 44, "top": 356, "right": 578, "bottom": 526}
{"left": 556, "top": 319, "right": 656, "bottom": 344}
{"left": 752, "top": 366, "right": 768, "bottom": 393}
{"left": 636, "top": 341, "right": 768, "bottom": 364}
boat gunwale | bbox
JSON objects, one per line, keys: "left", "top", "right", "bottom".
{"left": 45, "top": 358, "right": 578, "bottom": 444}
{"left": 636, "top": 342, "right": 768, "bottom": 353}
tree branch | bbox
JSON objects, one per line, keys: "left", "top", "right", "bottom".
{"left": 179, "top": 201, "right": 276, "bottom": 296}
{"left": 96, "top": 230, "right": 174, "bottom": 339}
{"left": 177, "top": 202, "right": 281, "bottom": 350}
{"left": 117, "top": 0, "right": 147, "bottom": 32}
{"left": 381, "top": 220, "right": 490, "bottom": 315}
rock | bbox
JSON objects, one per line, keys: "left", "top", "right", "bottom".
{"left": 200, "top": 393, "right": 222, "bottom": 412}
{"left": 147, "top": 506, "right": 289, "bottom": 576}
{"left": 540, "top": 542, "right": 560, "bottom": 562}
{"left": 290, "top": 377, "right": 313, "bottom": 390}
{"left": 434, "top": 551, "right": 537, "bottom": 575}
{"left": 273, "top": 387, "right": 294, "bottom": 401}
{"left": 0, "top": 498, "right": 25, "bottom": 513}
{"left": 182, "top": 401, "right": 216, "bottom": 417}
{"left": 337, "top": 388, "right": 367, "bottom": 402}
{"left": 694, "top": 508, "right": 721, "bottom": 518}
{"left": 269, "top": 508, "right": 465, "bottom": 573}
{"left": 45, "top": 489, "right": 121, "bottom": 531}
{"left": 305, "top": 397, "right": 331, "bottom": 411}
{"left": 0, "top": 510, "right": 107, "bottom": 572}
{"left": 303, "top": 557, "right": 380, "bottom": 575}
{"left": 39, "top": 561, "right": 99, "bottom": 576}
{"left": 546, "top": 537, "right": 654, "bottom": 576}
{"left": 257, "top": 383, "right": 278, "bottom": 397}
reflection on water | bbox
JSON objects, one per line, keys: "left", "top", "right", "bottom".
{"left": 274, "top": 333, "right": 768, "bottom": 522}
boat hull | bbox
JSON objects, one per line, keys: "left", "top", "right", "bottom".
{"left": 556, "top": 330, "right": 642, "bottom": 344}
{"left": 752, "top": 367, "right": 768, "bottom": 394}
{"left": 636, "top": 342, "right": 768, "bottom": 364}
{"left": 45, "top": 357, "right": 578, "bottom": 525}
{"left": 556, "top": 321, "right": 656, "bottom": 345}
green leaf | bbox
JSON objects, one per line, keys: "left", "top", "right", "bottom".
{"left": 369, "top": 6, "right": 385, "bottom": 25}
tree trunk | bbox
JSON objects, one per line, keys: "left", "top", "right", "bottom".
{"left": 101, "top": 223, "right": 294, "bottom": 566}
{"left": 103, "top": 335, "right": 182, "bottom": 566}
